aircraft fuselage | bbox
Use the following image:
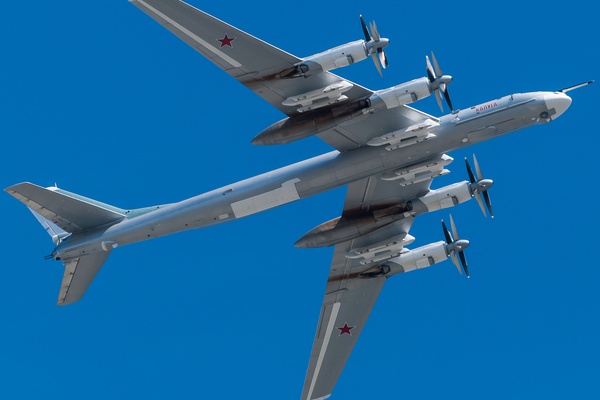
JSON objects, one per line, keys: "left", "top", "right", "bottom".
{"left": 52, "top": 91, "right": 570, "bottom": 261}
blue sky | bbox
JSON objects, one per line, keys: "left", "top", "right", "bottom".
{"left": 1, "top": 1, "right": 598, "bottom": 399}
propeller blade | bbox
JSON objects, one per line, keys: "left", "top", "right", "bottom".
{"left": 370, "top": 21, "right": 380, "bottom": 41}
{"left": 451, "top": 252, "right": 462, "bottom": 275}
{"left": 378, "top": 48, "right": 388, "bottom": 69}
{"left": 451, "top": 215, "right": 471, "bottom": 277}
{"left": 459, "top": 251, "right": 470, "bottom": 278}
{"left": 473, "top": 154, "right": 483, "bottom": 180}
{"left": 359, "top": 15, "right": 371, "bottom": 42}
{"left": 443, "top": 217, "right": 463, "bottom": 275}
{"left": 474, "top": 192, "right": 487, "bottom": 217}
{"left": 371, "top": 52, "right": 383, "bottom": 77}
{"left": 431, "top": 51, "right": 443, "bottom": 77}
{"left": 426, "top": 55, "right": 436, "bottom": 82}
{"left": 441, "top": 219, "right": 453, "bottom": 244}
{"left": 443, "top": 86, "right": 454, "bottom": 112}
{"left": 465, "top": 157, "right": 476, "bottom": 183}
{"left": 443, "top": 215, "right": 471, "bottom": 277}
{"left": 449, "top": 214, "right": 459, "bottom": 240}
{"left": 427, "top": 53, "right": 454, "bottom": 112}
{"left": 482, "top": 191, "right": 494, "bottom": 218}
{"left": 466, "top": 158, "right": 486, "bottom": 215}
{"left": 473, "top": 155, "right": 494, "bottom": 218}
{"left": 433, "top": 89, "right": 444, "bottom": 113}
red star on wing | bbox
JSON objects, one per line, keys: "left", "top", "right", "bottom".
{"left": 337, "top": 323, "right": 355, "bottom": 336}
{"left": 217, "top": 34, "right": 235, "bottom": 48}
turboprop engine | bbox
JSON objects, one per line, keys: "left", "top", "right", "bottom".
{"left": 254, "top": 53, "right": 454, "bottom": 145}
{"left": 368, "top": 52, "right": 454, "bottom": 113}
{"left": 359, "top": 215, "right": 470, "bottom": 279}
{"left": 277, "top": 15, "right": 389, "bottom": 79}
{"left": 295, "top": 155, "right": 493, "bottom": 248}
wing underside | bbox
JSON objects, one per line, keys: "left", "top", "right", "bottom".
{"left": 130, "top": 0, "right": 436, "bottom": 152}
{"left": 128, "top": 3, "right": 447, "bottom": 397}
{"left": 130, "top": 0, "right": 373, "bottom": 116}
{"left": 302, "top": 175, "right": 432, "bottom": 400}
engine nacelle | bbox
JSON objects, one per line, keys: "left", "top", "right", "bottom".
{"left": 296, "top": 179, "right": 480, "bottom": 248}
{"left": 252, "top": 99, "right": 371, "bottom": 145}
{"left": 255, "top": 74, "right": 436, "bottom": 144}
{"left": 276, "top": 41, "right": 368, "bottom": 78}
{"left": 305, "top": 40, "right": 367, "bottom": 70}
{"left": 295, "top": 202, "right": 413, "bottom": 248}
{"left": 364, "top": 241, "right": 449, "bottom": 277}
{"left": 369, "top": 77, "right": 432, "bottom": 110}
{"left": 287, "top": 40, "right": 368, "bottom": 78}
{"left": 409, "top": 181, "right": 473, "bottom": 215}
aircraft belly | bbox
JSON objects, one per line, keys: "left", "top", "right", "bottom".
{"left": 54, "top": 118, "right": 516, "bottom": 258}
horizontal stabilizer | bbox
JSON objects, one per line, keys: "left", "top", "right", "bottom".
{"left": 58, "top": 251, "right": 112, "bottom": 306}
{"left": 5, "top": 182, "right": 126, "bottom": 233}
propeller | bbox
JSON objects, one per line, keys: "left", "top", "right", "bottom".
{"left": 441, "top": 215, "right": 470, "bottom": 278}
{"left": 426, "top": 52, "right": 454, "bottom": 112}
{"left": 465, "top": 154, "right": 494, "bottom": 218}
{"left": 360, "top": 15, "right": 389, "bottom": 77}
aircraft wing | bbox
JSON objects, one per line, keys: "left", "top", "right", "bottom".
{"left": 302, "top": 175, "right": 430, "bottom": 400}
{"left": 130, "top": 0, "right": 436, "bottom": 151}
{"left": 130, "top": 0, "right": 373, "bottom": 116}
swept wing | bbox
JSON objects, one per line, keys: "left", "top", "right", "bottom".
{"left": 302, "top": 176, "right": 431, "bottom": 399}
{"left": 130, "top": 0, "right": 371, "bottom": 115}
{"left": 128, "top": 2, "right": 447, "bottom": 397}
{"left": 129, "top": 0, "right": 435, "bottom": 150}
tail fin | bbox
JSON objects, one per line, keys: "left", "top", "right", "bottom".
{"left": 5, "top": 182, "right": 131, "bottom": 305}
{"left": 29, "top": 208, "right": 71, "bottom": 245}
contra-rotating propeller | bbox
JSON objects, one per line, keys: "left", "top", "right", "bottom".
{"left": 441, "top": 215, "right": 470, "bottom": 278}
{"left": 426, "top": 52, "right": 454, "bottom": 112}
{"left": 360, "top": 15, "right": 389, "bottom": 77}
{"left": 465, "top": 154, "right": 494, "bottom": 218}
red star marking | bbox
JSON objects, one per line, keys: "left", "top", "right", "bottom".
{"left": 337, "top": 323, "right": 355, "bottom": 336}
{"left": 217, "top": 34, "right": 235, "bottom": 48}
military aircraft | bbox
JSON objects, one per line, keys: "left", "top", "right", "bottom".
{"left": 5, "top": 0, "right": 592, "bottom": 399}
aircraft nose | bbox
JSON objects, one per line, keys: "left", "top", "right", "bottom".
{"left": 544, "top": 92, "right": 572, "bottom": 120}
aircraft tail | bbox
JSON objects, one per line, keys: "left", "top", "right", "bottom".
{"left": 5, "top": 182, "right": 168, "bottom": 305}
{"left": 5, "top": 182, "right": 129, "bottom": 234}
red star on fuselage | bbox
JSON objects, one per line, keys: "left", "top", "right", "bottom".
{"left": 337, "top": 323, "right": 355, "bottom": 336}
{"left": 217, "top": 34, "right": 235, "bottom": 48}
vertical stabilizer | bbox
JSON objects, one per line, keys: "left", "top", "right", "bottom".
{"left": 4, "top": 182, "right": 126, "bottom": 305}
{"left": 29, "top": 209, "right": 71, "bottom": 245}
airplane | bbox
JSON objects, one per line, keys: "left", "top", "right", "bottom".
{"left": 4, "top": 0, "right": 592, "bottom": 399}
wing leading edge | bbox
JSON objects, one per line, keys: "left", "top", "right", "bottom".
{"left": 130, "top": 0, "right": 436, "bottom": 152}
{"left": 129, "top": 0, "right": 372, "bottom": 116}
